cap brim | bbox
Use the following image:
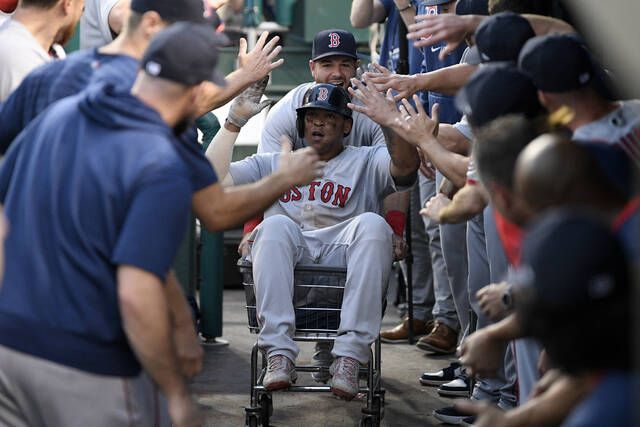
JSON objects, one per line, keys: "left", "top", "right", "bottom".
{"left": 296, "top": 104, "right": 352, "bottom": 119}
{"left": 464, "top": 46, "right": 482, "bottom": 65}
{"left": 312, "top": 51, "right": 358, "bottom": 61}
{"left": 454, "top": 89, "right": 471, "bottom": 119}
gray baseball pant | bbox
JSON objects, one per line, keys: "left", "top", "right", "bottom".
{"left": 0, "top": 346, "right": 169, "bottom": 427}
{"left": 467, "top": 205, "right": 517, "bottom": 409}
{"left": 409, "top": 182, "right": 435, "bottom": 322}
{"left": 514, "top": 338, "right": 543, "bottom": 404}
{"left": 249, "top": 213, "right": 393, "bottom": 364}
{"left": 435, "top": 172, "right": 469, "bottom": 333}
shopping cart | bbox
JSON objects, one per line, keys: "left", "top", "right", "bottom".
{"left": 239, "top": 259, "right": 385, "bottom": 427}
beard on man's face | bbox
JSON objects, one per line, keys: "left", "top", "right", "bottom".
{"left": 173, "top": 115, "right": 197, "bottom": 138}
{"left": 55, "top": 22, "right": 77, "bottom": 47}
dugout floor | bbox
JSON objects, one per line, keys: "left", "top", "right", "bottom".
{"left": 191, "top": 289, "right": 457, "bottom": 426}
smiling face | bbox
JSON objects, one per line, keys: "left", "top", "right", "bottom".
{"left": 309, "top": 56, "right": 358, "bottom": 88}
{"left": 302, "top": 108, "right": 352, "bottom": 160}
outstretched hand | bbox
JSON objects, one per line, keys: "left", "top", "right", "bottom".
{"left": 277, "top": 136, "right": 325, "bottom": 187}
{"left": 227, "top": 75, "right": 274, "bottom": 128}
{"left": 393, "top": 95, "right": 440, "bottom": 146}
{"left": 363, "top": 63, "right": 419, "bottom": 102}
{"left": 347, "top": 76, "right": 401, "bottom": 128}
{"left": 237, "top": 32, "right": 284, "bottom": 83}
{"left": 407, "top": 14, "right": 477, "bottom": 60}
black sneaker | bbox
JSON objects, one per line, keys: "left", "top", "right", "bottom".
{"left": 437, "top": 377, "right": 471, "bottom": 397}
{"left": 433, "top": 406, "right": 475, "bottom": 425}
{"left": 419, "top": 362, "right": 462, "bottom": 386}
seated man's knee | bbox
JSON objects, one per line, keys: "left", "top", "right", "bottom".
{"left": 353, "top": 212, "right": 392, "bottom": 240}
{"left": 255, "top": 215, "right": 298, "bottom": 239}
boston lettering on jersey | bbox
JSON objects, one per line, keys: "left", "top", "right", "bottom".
{"left": 280, "top": 180, "right": 352, "bottom": 207}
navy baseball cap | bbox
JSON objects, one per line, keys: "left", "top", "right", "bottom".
{"left": 455, "top": 64, "right": 544, "bottom": 128}
{"left": 455, "top": 0, "right": 489, "bottom": 16}
{"left": 296, "top": 84, "right": 352, "bottom": 118}
{"left": 142, "top": 22, "right": 226, "bottom": 86}
{"left": 131, "top": 0, "right": 207, "bottom": 23}
{"left": 517, "top": 211, "right": 630, "bottom": 310}
{"left": 312, "top": 29, "right": 358, "bottom": 61}
{"left": 474, "top": 12, "right": 535, "bottom": 63}
{"left": 518, "top": 33, "right": 597, "bottom": 93}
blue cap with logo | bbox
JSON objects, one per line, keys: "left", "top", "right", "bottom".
{"left": 312, "top": 29, "right": 358, "bottom": 61}
{"left": 518, "top": 33, "right": 598, "bottom": 93}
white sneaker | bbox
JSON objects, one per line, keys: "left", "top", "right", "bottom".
{"left": 263, "top": 354, "right": 297, "bottom": 391}
{"left": 329, "top": 356, "right": 360, "bottom": 400}
{"left": 311, "top": 342, "right": 334, "bottom": 383}
{"left": 437, "top": 377, "right": 471, "bottom": 397}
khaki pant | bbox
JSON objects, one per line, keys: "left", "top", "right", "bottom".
{"left": 0, "top": 345, "right": 169, "bottom": 427}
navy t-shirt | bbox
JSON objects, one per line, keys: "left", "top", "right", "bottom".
{"left": 378, "top": 0, "right": 424, "bottom": 75}
{"left": 0, "top": 49, "right": 217, "bottom": 192}
{"left": 0, "top": 84, "right": 192, "bottom": 376}
{"left": 415, "top": 0, "right": 466, "bottom": 124}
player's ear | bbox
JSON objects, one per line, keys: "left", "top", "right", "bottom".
{"left": 343, "top": 117, "right": 353, "bottom": 137}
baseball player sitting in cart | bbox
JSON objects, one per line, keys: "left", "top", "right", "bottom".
{"left": 207, "top": 81, "right": 430, "bottom": 400}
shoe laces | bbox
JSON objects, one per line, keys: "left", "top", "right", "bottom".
{"left": 335, "top": 357, "right": 360, "bottom": 381}
{"left": 267, "top": 355, "right": 289, "bottom": 373}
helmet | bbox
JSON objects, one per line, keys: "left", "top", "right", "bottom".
{"left": 296, "top": 84, "right": 353, "bottom": 139}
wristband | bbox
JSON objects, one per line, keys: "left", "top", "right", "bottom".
{"left": 243, "top": 217, "right": 263, "bottom": 234}
{"left": 385, "top": 210, "right": 406, "bottom": 236}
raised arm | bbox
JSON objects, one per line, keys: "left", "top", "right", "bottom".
{"left": 350, "top": 0, "right": 387, "bottom": 28}
{"left": 195, "top": 32, "right": 284, "bottom": 117}
{"left": 348, "top": 77, "right": 419, "bottom": 185}
{"left": 365, "top": 62, "right": 477, "bottom": 101}
{"left": 407, "top": 13, "right": 574, "bottom": 59}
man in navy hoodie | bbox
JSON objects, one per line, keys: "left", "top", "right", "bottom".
{"left": 0, "top": 22, "right": 319, "bottom": 427}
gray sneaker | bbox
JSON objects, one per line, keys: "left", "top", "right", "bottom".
{"left": 263, "top": 354, "right": 297, "bottom": 391}
{"left": 311, "top": 342, "right": 334, "bottom": 383}
{"left": 329, "top": 356, "right": 360, "bottom": 400}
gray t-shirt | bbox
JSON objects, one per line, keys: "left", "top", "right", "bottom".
{"left": 80, "top": 0, "right": 120, "bottom": 49}
{"left": 0, "top": 19, "right": 51, "bottom": 101}
{"left": 258, "top": 82, "right": 386, "bottom": 154}
{"left": 230, "top": 145, "right": 397, "bottom": 230}
{"left": 573, "top": 100, "right": 640, "bottom": 165}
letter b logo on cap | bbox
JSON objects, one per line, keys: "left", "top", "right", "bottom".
{"left": 328, "top": 32, "right": 341, "bottom": 48}
{"left": 318, "top": 87, "right": 329, "bottom": 101}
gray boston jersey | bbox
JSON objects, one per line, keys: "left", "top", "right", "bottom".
{"left": 258, "top": 82, "right": 386, "bottom": 154}
{"left": 230, "top": 145, "right": 397, "bottom": 230}
{"left": 573, "top": 100, "right": 640, "bottom": 165}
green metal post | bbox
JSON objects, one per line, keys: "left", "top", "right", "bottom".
{"left": 274, "top": 0, "right": 296, "bottom": 27}
{"left": 199, "top": 229, "right": 224, "bottom": 339}
{"left": 197, "top": 113, "right": 225, "bottom": 340}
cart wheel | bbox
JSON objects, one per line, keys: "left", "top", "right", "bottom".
{"left": 245, "top": 407, "right": 261, "bottom": 427}
{"left": 259, "top": 393, "right": 273, "bottom": 425}
{"left": 373, "top": 390, "right": 385, "bottom": 420}
{"left": 359, "top": 414, "right": 379, "bottom": 427}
